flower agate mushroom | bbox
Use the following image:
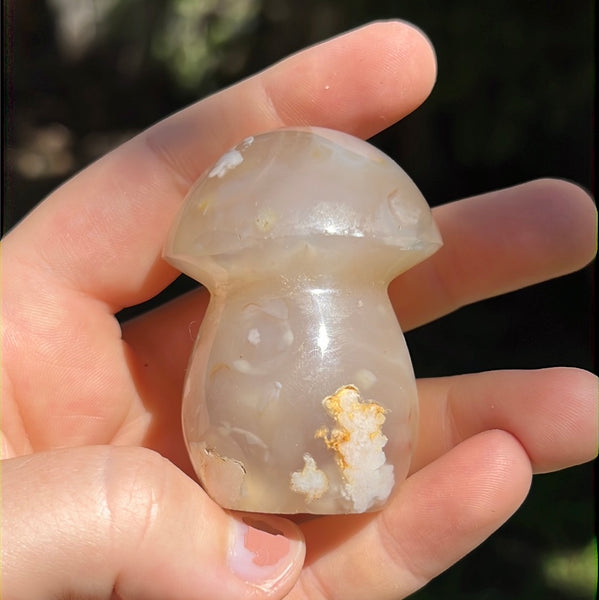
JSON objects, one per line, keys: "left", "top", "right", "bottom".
{"left": 163, "top": 127, "right": 442, "bottom": 514}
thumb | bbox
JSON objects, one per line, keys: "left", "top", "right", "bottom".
{"left": 1, "top": 446, "right": 305, "bottom": 599}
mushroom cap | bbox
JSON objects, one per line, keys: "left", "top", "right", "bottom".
{"left": 164, "top": 127, "right": 442, "bottom": 287}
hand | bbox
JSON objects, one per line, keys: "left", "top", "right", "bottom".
{"left": 1, "top": 21, "right": 596, "bottom": 600}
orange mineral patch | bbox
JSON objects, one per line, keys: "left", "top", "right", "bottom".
{"left": 316, "top": 385, "right": 394, "bottom": 512}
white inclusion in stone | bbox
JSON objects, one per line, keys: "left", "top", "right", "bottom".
{"left": 354, "top": 368, "right": 378, "bottom": 391}
{"left": 247, "top": 328, "right": 261, "bottom": 346}
{"left": 290, "top": 453, "right": 329, "bottom": 502}
{"left": 218, "top": 422, "right": 269, "bottom": 451}
{"left": 233, "top": 359, "right": 252, "bottom": 374}
{"left": 208, "top": 149, "right": 243, "bottom": 178}
{"left": 318, "top": 385, "right": 394, "bottom": 512}
{"left": 240, "top": 136, "right": 254, "bottom": 148}
{"left": 282, "top": 329, "right": 294, "bottom": 346}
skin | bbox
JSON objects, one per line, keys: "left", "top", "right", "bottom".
{"left": 1, "top": 20, "right": 597, "bottom": 600}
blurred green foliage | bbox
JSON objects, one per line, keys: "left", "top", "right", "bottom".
{"left": 3, "top": 1, "right": 595, "bottom": 598}
{"left": 150, "top": 0, "right": 261, "bottom": 89}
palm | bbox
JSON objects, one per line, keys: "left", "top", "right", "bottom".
{"left": 2, "top": 22, "right": 596, "bottom": 600}
{"left": 1, "top": 291, "right": 182, "bottom": 460}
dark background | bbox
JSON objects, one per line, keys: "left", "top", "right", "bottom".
{"left": 3, "top": 1, "right": 595, "bottom": 598}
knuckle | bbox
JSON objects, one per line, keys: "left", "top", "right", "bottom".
{"left": 377, "top": 509, "right": 431, "bottom": 594}
{"left": 100, "top": 446, "right": 170, "bottom": 551}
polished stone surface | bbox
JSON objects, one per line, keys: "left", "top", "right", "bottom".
{"left": 164, "top": 127, "right": 442, "bottom": 513}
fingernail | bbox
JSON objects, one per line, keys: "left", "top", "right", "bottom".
{"left": 229, "top": 514, "right": 304, "bottom": 591}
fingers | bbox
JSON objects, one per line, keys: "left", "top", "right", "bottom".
{"left": 1, "top": 446, "right": 305, "bottom": 600}
{"left": 390, "top": 178, "right": 597, "bottom": 329}
{"left": 291, "top": 429, "right": 532, "bottom": 600}
{"left": 2, "top": 21, "right": 436, "bottom": 313}
{"left": 412, "top": 367, "right": 599, "bottom": 475}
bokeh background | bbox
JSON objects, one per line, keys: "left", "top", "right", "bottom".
{"left": 3, "top": 1, "right": 596, "bottom": 598}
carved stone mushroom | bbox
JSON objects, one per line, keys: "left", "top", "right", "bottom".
{"left": 163, "top": 127, "right": 442, "bottom": 514}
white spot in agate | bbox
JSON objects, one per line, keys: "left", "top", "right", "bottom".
{"left": 247, "top": 328, "right": 261, "bottom": 346}
{"left": 387, "top": 188, "right": 422, "bottom": 226}
{"left": 317, "top": 385, "right": 394, "bottom": 512}
{"left": 282, "top": 329, "right": 294, "bottom": 346}
{"left": 218, "top": 422, "right": 269, "bottom": 452}
{"left": 208, "top": 149, "right": 243, "bottom": 178}
{"left": 290, "top": 453, "right": 329, "bottom": 502}
{"left": 233, "top": 359, "right": 252, "bottom": 373}
{"left": 354, "top": 368, "right": 377, "bottom": 391}
{"left": 269, "top": 381, "right": 283, "bottom": 405}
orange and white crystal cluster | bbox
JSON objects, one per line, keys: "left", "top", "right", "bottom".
{"left": 291, "top": 385, "right": 394, "bottom": 512}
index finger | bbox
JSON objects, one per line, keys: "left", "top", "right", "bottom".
{"left": 2, "top": 21, "right": 436, "bottom": 312}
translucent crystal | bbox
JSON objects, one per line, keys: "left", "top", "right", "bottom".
{"left": 163, "top": 127, "right": 442, "bottom": 514}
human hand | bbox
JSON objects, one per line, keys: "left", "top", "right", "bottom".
{"left": 1, "top": 21, "right": 597, "bottom": 600}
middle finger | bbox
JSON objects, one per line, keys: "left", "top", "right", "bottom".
{"left": 412, "top": 367, "right": 598, "bottom": 476}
